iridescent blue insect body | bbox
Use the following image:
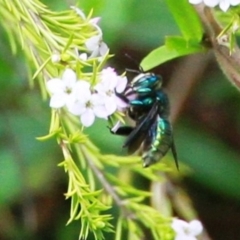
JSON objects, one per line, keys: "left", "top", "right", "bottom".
{"left": 114, "top": 72, "right": 177, "bottom": 168}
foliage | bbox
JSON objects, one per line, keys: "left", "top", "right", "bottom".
{"left": 1, "top": 0, "right": 240, "bottom": 240}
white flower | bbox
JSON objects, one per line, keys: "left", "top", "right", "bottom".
{"left": 85, "top": 35, "right": 109, "bottom": 58}
{"left": 189, "top": 0, "right": 240, "bottom": 11}
{"left": 84, "top": 16, "right": 109, "bottom": 58}
{"left": 189, "top": 0, "right": 218, "bottom": 7}
{"left": 219, "top": 0, "right": 240, "bottom": 11}
{"left": 68, "top": 81, "right": 108, "bottom": 127}
{"left": 46, "top": 69, "right": 78, "bottom": 109}
{"left": 95, "top": 67, "right": 128, "bottom": 115}
{"left": 172, "top": 219, "right": 203, "bottom": 240}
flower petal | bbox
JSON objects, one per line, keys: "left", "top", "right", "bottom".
{"left": 219, "top": 0, "right": 230, "bottom": 10}
{"left": 101, "top": 67, "right": 116, "bottom": 78}
{"left": 175, "top": 235, "right": 196, "bottom": 240}
{"left": 85, "top": 35, "right": 100, "bottom": 52}
{"left": 229, "top": 0, "right": 240, "bottom": 5}
{"left": 76, "top": 80, "right": 90, "bottom": 89}
{"left": 89, "top": 49, "right": 101, "bottom": 58}
{"left": 94, "top": 105, "right": 108, "bottom": 118}
{"left": 91, "top": 93, "right": 105, "bottom": 105}
{"left": 105, "top": 97, "right": 117, "bottom": 115}
{"left": 65, "top": 92, "right": 78, "bottom": 108}
{"left": 75, "top": 81, "right": 91, "bottom": 101}
{"left": 189, "top": 0, "right": 203, "bottom": 4}
{"left": 204, "top": 0, "right": 219, "bottom": 7}
{"left": 115, "top": 96, "right": 128, "bottom": 109}
{"left": 172, "top": 219, "right": 188, "bottom": 236}
{"left": 188, "top": 220, "right": 203, "bottom": 236}
{"left": 99, "top": 42, "right": 109, "bottom": 56}
{"left": 67, "top": 101, "right": 86, "bottom": 115}
{"left": 47, "top": 78, "right": 64, "bottom": 94}
{"left": 90, "top": 17, "right": 101, "bottom": 25}
{"left": 116, "top": 76, "right": 128, "bottom": 93}
{"left": 81, "top": 109, "right": 95, "bottom": 127}
{"left": 62, "top": 69, "right": 77, "bottom": 87}
{"left": 49, "top": 94, "right": 66, "bottom": 108}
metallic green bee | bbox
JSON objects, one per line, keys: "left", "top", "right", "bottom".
{"left": 113, "top": 72, "right": 178, "bottom": 168}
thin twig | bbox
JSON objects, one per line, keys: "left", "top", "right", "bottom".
{"left": 81, "top": 145, "right": 135, "bottom": 219}
{"left": 195, "top": 4, "right": 240, "bottom": 88}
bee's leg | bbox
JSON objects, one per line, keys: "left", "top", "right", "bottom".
{"left": 110, "top": 125, "right": 134, "bottom": 136}
{"left": 109, "top": 120, "right": 134, "bottom": 136}
{"left": 114, "top": 90, "right": 129, "bottom": 104}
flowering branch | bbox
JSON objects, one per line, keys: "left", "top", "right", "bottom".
{"left": 0, "top": 0, "right": 208, "bottom": 239}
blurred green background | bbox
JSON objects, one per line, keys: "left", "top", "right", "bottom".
{"left": 1, "top": 0, "right": 240, "bottom": 239}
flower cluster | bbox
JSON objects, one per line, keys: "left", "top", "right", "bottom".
{"left": 46, "top": 68, "right": 128, "bottom": 127}
{"left": 189, "top": 0, "right": 240, "bottom": 12}
{"left": 171, "top": 218, "right": 203, "bottom": 240}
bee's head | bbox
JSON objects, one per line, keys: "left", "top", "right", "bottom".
{"left": 131, "top": 72, "right": 162, "bottom": 90}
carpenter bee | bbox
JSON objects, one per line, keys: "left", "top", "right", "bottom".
{"left": 112, "top": 71, "right": 178, "bottom": 168}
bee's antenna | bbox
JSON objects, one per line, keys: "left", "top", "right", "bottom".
{"left": 125, "top": 68, "right": 141, "bottom": 74}
{"left": 124, "top": 53, "right": 144, "bottom": 73}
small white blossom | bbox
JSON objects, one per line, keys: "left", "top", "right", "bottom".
{"left": 68, "top": 81, "right": 108, "bottom": 127}
{"left": 189, "top": 0, "right": 240, "bottom": 11}
{"left": 84, "top": 16, "right": 109, "bottom": 58}
{"left": 85, "top": 35, "right": 109, "bottom": 58}
{"left": 46, "top": 69, "right": 78, "bottom": 109}
{"left": 95, "top": 67, "right": 128, "bottom": 115}
{"left": 172, "top": 219, "right": 203, "bottom": 240}
{"left": 189, "top": 0, "right": 218, "bottom": 7}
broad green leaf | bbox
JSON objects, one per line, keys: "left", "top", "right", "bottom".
{"left": 141, "top": 37, "right": 205, "bottom": 71}
{"left": 165, "top": 0, "right": 203, "bottom": 41}
{"left": 166, "top": 36, "right": 204, "bottom": 51}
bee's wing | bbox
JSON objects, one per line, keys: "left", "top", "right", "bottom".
{"left": 142, "top": 118, "right": 158, "bottom": 151}
{"left": 123, "top": 102, "right": 159, "bottom": 154}
{"left": 171, "top": 137, "right": 179, "bottom": 170}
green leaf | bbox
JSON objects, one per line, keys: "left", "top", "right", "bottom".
{"left": 165, "top": 36, "right": 204, "bottom": 51}
{"left": 32, "top": 56, "right": 51, "bottom": 80}
{"left": 141, "top": 37, "right": 205, "bottom": 71}
{"left": 165, "top": 0, "right": 203, "bottom": 41}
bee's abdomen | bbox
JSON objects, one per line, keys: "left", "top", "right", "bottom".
{"left": 142, "top": 118, "right": 173, "bottom": 167}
